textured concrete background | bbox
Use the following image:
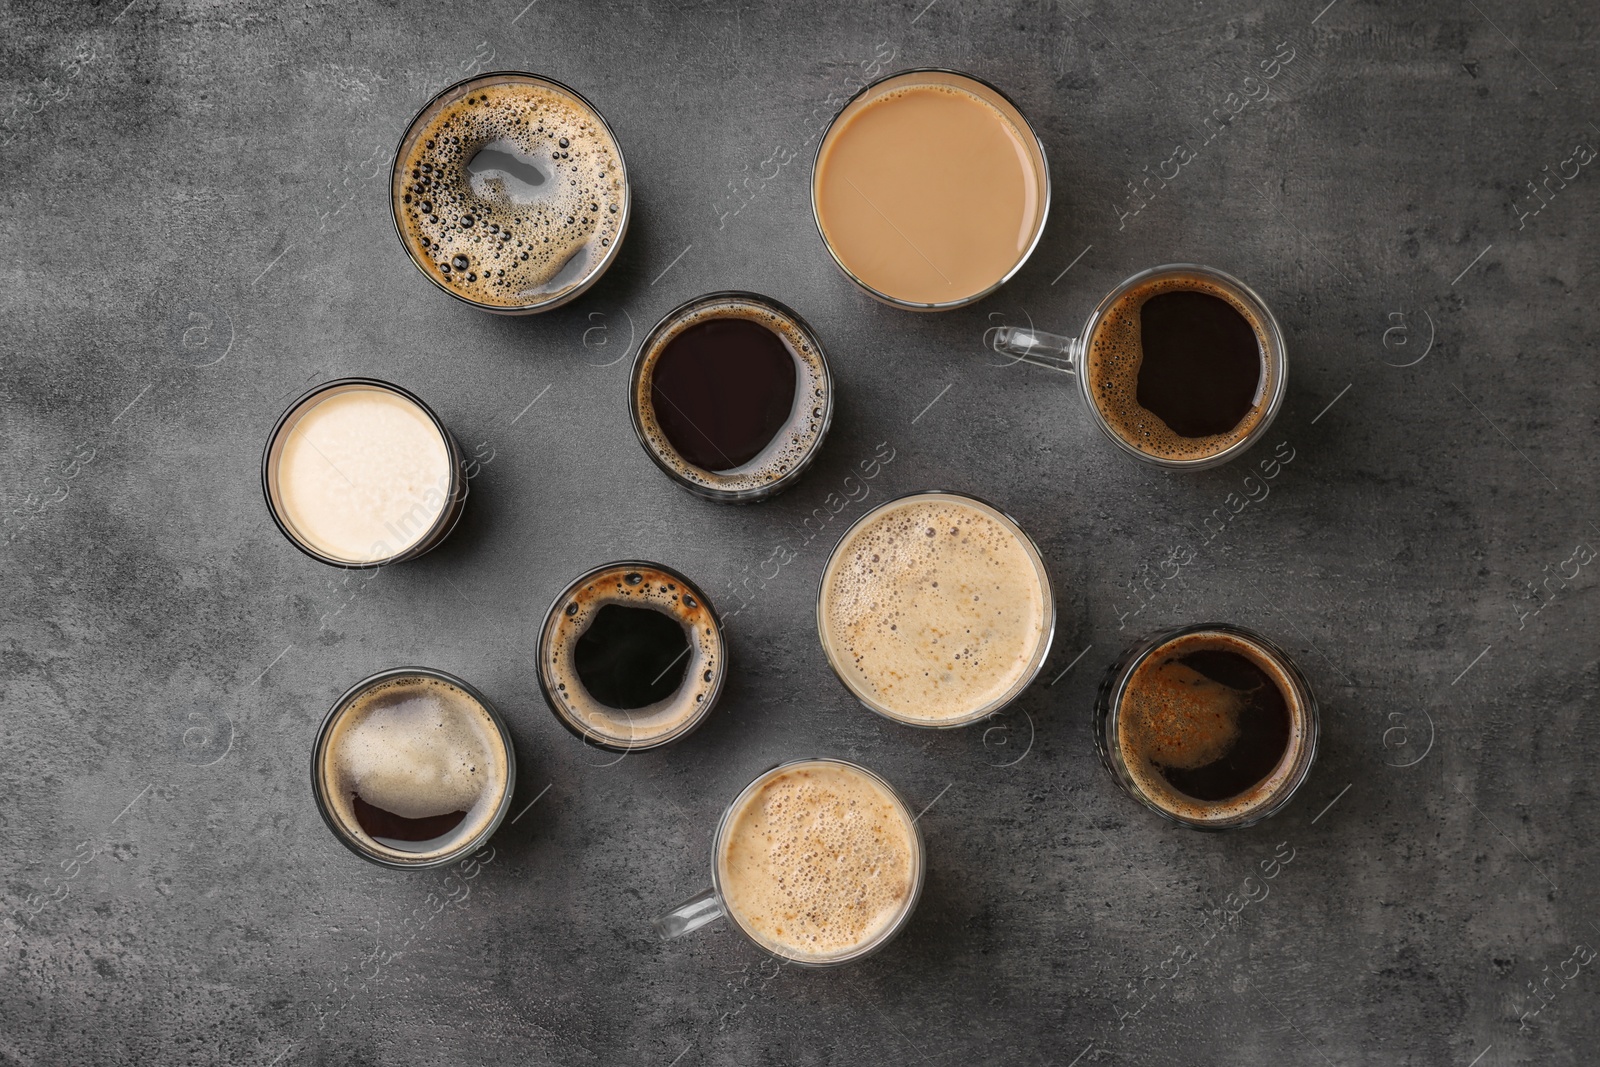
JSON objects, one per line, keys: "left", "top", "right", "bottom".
{"left": 2, "top": 0, "right": 1597, "bottom": 1063}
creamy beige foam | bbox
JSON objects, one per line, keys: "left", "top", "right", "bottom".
{"left": 814, "top": 80, "right": 1044, "bottom": 305}
{"left": 1084, "top": 272, "right": 1275, "bottom": 462}
{"left": 395, "top": 78, "right": 625, "bottom": 308}
{"left": 819, "top": 495, "right": 1051, "bottom": 724}
{"left": 718, "top": 761, "right": 917, "bottom": 961}
{"left": 275, "top": 387, "right": 451, "bottom": 564}
{"left": 323, "top": 674, "right": 511, "bottom": 863}
{"left": 539, "top": 565, "right": 722, "bottom": 748}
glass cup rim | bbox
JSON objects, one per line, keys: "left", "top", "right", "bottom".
{"left": 310, "top": 666, "right": 518, "bottom": 869}
{"left": 261, "top": 376, "right": 466, "bottom": 570}
{"left": 815, "top": 489, "right": 1058, "bottom": 728}
{"left": 387, "top": 69, "right": 632, "bottom": 316}
{"left": 628, "top": 290, "right": 835, "bottom": 502}
{"left": 1075, "top": 263, "right": 1289, "bottom": 471}
{"left": 535, "top": 559, "right": 727, "bottom": 752}
{"left": 710, "top": 756, "right": 927, "bottom": 967}
{"left": 809, "top": 66, "right": 1052, "bottom": 312}
{"left": 1097, "top": 622, "right": 1320, "bottom": 831}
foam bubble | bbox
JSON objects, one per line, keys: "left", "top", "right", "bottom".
{"left": 394, "top": 79, "right": 625, "bottom": 308}
{"left": 820, "top": 495, "right": 1050, "bottom": 723}
{"left": 324, "top": 675, "right": 510, "bottom": 860}
{"left": 718, "top": 762, "right": 916, "bottom": 959}
{"left": 1084, "top": 273, "right": 1275, "bottom": 461}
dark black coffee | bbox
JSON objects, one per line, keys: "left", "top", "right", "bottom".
{"left": 1150, "top": 647, "right": 1290, "bottom": 801}
{"left": 352, "top": 792, "right": 467, "bottom": 848}
{"left": 574, "top": 602, "right": 692, "bottom": 709}
{"left": 1136, "top": 290, "right": 1262, "bottom": 438}
{"left": 650, "top": 318, "right": 797, "bottom": 472}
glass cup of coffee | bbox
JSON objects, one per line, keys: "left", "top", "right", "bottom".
{"left": 537, "top": 561, "right": 726, "bottom": 751}
{"left": 988, "top": 264, "right": 1288, "bottom": 470}
{"left": 654, "top": 757, "right": 925, "bottom": 966}
{"left": 262, "top": 378, "right": 468, "bottom": 568}
{"left": 1094, "top": 624, "right": 1319, "bottom": 830}
{"left": 630, "top": 292, "right": 833, "bottom": 503}
{"left": 811, "top": 68, "right": 1050, "bottom": 310}
{"left": 390, "top": 71, "right": 630, "bottom": 314}
{"left": 312, "top": 667, "right": 517, "bottom": 868}
{"left": 817, "top": 490, "right": 1056, "bottom": 728}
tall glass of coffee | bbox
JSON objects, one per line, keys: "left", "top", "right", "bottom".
{"left": 654, "top": 758, "right": 925, "bottom": 966}
{"left": 312, "top": 668, "right": 517, "bottom": 868}
{"left": 816, "top": 491, "right": 1055, "bottom": 727}
{"left": 390, "top": 71, "right": 629, "bottom": 314}
{"left": 1095, "top": 624, "right": 1318, "bottom": 830}
{"left": 811, "top": 69, "right": 1050, "bottom": 310}
{"left": 987, "top": 264, "right": 1288, "bottom": 470}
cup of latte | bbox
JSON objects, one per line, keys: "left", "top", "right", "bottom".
{"left": 654, "top": 758, "right": 925, "bottom": 966}
{"left": 817, "top": 491, "right": 1055, "bottom": 727}
{"left": 312, "top": 668, "right": 517, "bottom": 868}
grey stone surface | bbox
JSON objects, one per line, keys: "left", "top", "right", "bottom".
{"left": 2, "top": 0, "right": 1597, "bottom": 1063}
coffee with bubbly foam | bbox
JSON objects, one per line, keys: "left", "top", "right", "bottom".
{"left": 1115, "top": 630, "right": 1308, "bottom": 824}
{"left": 1084, "top": 272, "right": 1275, "bottom": 462}
{"left": 322, "top": 673, "right": 511, "bottom": 863}
{"left": 718, "top": 761, "right": 917, "bottom": 961}
{"left": 394, "top": 76, "right": 625, "bottom": 308}
{"left": 539, "top": 563, "right": 722, "bottom": 749}
{"left": 819, "top": 494, "right": 1051, "bottom": 724}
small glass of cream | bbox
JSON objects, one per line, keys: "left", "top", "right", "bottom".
{"left": 262, "top": 378, "right": 467, "bottom": 568}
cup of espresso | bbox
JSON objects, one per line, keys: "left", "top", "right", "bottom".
{"left": 817, "top": 490, "right": 1055, "bottom": 727}
{"left": 811, "top": 69, "right": 1050, "bottom": 310}
{"left": 262, "top": 378, "right": 468, "bottom": 567}
{"left": 537, "top": 561, "right": 726, "bottom": 751}
{"left": 1094, "top": 624, "right": 1319, "bottom": 830}
{"left": 988, "top": 264, "right": 1288, "bottom": 470}
{"left": 312, "top": 668, "right": 517, "bottom": 868}
{"left": 390, "top": 71, "right": 630, "bottom": 314}
{"left": 630, "top": 292, "right": 833, "bottom": 503}
{"left": 654, "top": 758, "right": 925, "bottom": 966}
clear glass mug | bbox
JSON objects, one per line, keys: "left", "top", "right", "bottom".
{"left": 810, "top": 68, "right": 1051, "bottom": 311}
{"left": 1094, "top": 623, "right": 1319, "bottom": 831}
{"left": 988, "top": 264, "right": 1288, "bottom": 471}
{"left": 654, "top": 758, "right": 926, "bottom": 967}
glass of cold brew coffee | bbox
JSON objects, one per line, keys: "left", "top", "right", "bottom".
{"left": 390, "top": 71, "right": 630, "bottom": 314}
{"left": 262, "top": 378, "right": 468, "bottom": 568}
{"left": 654, "top": 758, "right": 926, "bottom": 966}
{"left": 811, "top": 69, "right": 1050, "bottom": 310}
{"left": 988, "top": 264, "right": 1288, "bottom": 470}
{"left": 1095, "top": 624, "right": 1318, "bottom": 830}
{"left": 816, "top": 490, "right": 1056, "bottom": 728}
{"left": 312, "top": 668, "right": 517, "bottom": 868}
{"left": 537, "top": 561, "right": 726, "bottom": 751}
{"left": 630, "top": 292, "right": 833, "bottom": 503}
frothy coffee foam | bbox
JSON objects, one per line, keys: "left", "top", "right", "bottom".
{"left": 1085, "top": 273, "right": 1273, "bottom": 462}
{"left": 821, "top": 495, "right": 1050, "bottom": 723}
{"left": 324, "top": 674, "right": 510, "bottom": 862}
{"left": 634, "top": 297, "right": 830, "bottom": 496}
{"left": 395, "top": 78, "right": 625, "bottom": 308}
{"left": 1117, "top": 631, "right": 1305, "bottom": 824}
{"left": 718, "top": 762, "right": 916, "bottom": 960}
{"left": 541, "top": 564, "right": 721, "bottom": 748}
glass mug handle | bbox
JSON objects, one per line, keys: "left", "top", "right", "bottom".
{"left": 986, "top": 326, "right": 1083, "bottom": 374}
{"left": 654, "top": 886, "right": 725, "bottom": 940}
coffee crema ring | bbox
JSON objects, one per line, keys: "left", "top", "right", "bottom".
{"left": 537, "top": 561, "right": 725, "bottom": 751}
{"left": 630, "top": 292, "right": 833, "bottom": 503}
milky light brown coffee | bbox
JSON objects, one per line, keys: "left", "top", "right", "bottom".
{"left": 813, "top": 71, "right": 1048, "bottom": 308}
{"left": 717, "top": 760, "right": 918, "bottom": 962}
{"left": 818, "top": 492, "right": 1054, "bottom": 726}
{"left": 392, "top": 72, "right": 627, "bottom": 312}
